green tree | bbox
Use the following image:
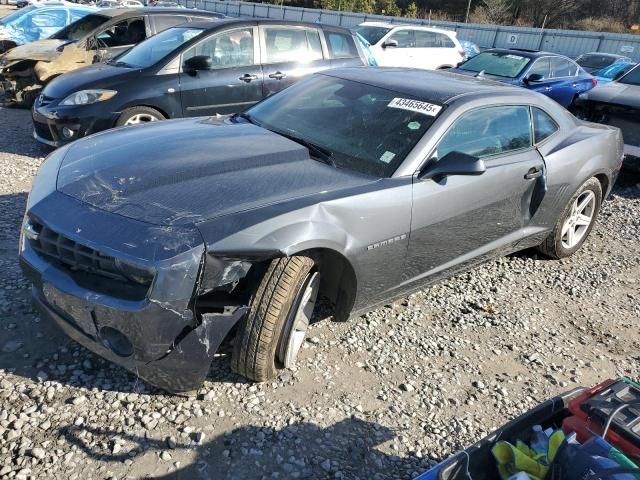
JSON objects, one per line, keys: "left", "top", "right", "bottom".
{"left": 378, "top": 0, "right": 401, "bottom": 16}
{"left": 352, "top": 0, "right": 374, "bottom": 13}
{"left": 405, "top": 1, "right": 418, "bottom": 17}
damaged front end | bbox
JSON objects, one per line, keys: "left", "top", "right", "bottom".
{"left": 20, "top": 192, "right": 256, "bottom": 393}
{"left": 0, "top": 41, "right": 93, "bottom": 105}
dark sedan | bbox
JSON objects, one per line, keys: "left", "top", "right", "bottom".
{"left": 31, "top": 19, "right": 365, "bottom": 147}
{"left": 21, "top": 68, "right": 623, "bottom": 392}
{"left": 573, "top": 64, "right": 640, "bottom": 168}
{"left": 449, "top": 48, "right": 596, "bottom": 108}
{"left": 575, "top": 52, "right": 633, "bottom": 74}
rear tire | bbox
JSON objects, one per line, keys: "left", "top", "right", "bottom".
{"left": 537, "top": 177, "right": 602, "bottom": 259}
{"left": 116, "top": 106, "right": 165, "bottom": 127}
{"left": 231, "top": 256, "right": 318, "bottom": 382}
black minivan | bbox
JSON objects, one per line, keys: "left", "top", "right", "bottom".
{"left": 32, "top": 19, "right": 366, "bottom": 146}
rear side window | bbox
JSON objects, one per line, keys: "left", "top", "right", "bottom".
{"left": 415, "top": 31, "right": 455, "bottom": 48}
{"left": 264, "top": 27, "right": 322, "bottom": 63}
{"left": 550, "top": 57, "right": 577, "bottom": 78}
{"left": 436, "top": 106, "right": 532, "bottom": 159}
{"left": 532, "top": 107, "right": 558, "bottom": 143}
{"left": 154, "top": 15, "right": 189, "bottom": 32}
{"left": 325, "top": 31, "right": 358, "bottom": 58}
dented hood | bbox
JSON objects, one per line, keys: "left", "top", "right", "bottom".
{"left": 57, "top": 118, "right": 375, "bottom": 227}
{"left": 1, "top": 38, "right": 68, "bottom": 62}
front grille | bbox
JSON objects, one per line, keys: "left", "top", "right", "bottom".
{"left": 26, "top": 218, "right": 152, "bottom": 300}
{"left": 33, "top": 121, "right": 54, "bottom": 142}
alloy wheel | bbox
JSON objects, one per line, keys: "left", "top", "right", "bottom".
{"left": 561, "top": 190, "right": 596, "bottom": 249}
{"left": 277, "top": 271, "right": 320, "bottom": 368}
{"left": 124, "top": 113, "right": 159, "bottom": 126}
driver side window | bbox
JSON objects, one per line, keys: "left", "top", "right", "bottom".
{"left": 436, "top": 106, "right": 532, "bottom": 160}
{"left": 94, "top": 17, "right": 146, "bottom": 49}
{"left": 183, "top": 28, "right": 254, "bottom": 68}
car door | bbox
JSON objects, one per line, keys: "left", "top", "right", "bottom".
{"left": 260, "top": 25, "right": 326, "bottom": 97}
{"left": 404, "top": 105, "right": 546, "bottom": 287}
{"left": 90, "top": 16, "right": 149, "bottom": 63}
{"left": 545, "top": 57, "right": 580, "bottom": 107}
{"left": 179, "top": 26, "right": 264, "bottom": 117}
{"left": 414, "top": 30, "right": 458, "bottom": 69}
{"left": 375, "top": 28, "right": 415, "bottom": 67}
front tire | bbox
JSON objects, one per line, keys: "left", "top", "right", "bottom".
{"left": 231, "top": 256, "right": 319, "bottom": 382}
{"left": 538, "top": 177, "right": 602, "bottom": 259}
{"left": 116, "top": 106, "right": 165, "bottom": 127}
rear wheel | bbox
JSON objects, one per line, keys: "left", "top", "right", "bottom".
{"left": 116, "top": 106, "right": 165, "bottom": 127}
{"left": 537, "top": 177, "right": 602, "bottom": 259}
{"left": 231, "top": 256, "right": 320, "bottom": 381}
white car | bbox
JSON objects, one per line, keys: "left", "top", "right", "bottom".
{"left": 353, "top": 22, "right": 464, "bottom": 70}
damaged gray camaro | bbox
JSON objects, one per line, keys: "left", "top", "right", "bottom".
{"left": 20, "top": 68, "right": 623, "bottom": 392}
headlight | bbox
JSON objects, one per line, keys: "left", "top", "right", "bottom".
{"left": 114, "top": 258, "right": 155, "bottom": 285}
{"left": 60, "top": 89, "right": 117, "bottom": 106}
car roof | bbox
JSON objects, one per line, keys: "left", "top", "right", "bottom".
{"left": 483, "top": 48, "right": 574, "bottom": 60}
{"left": 580, "top": 52, "right": 627, "bottom": 58}
{"left": 321, "top": 67, "right": 530, "bottom": 105}
{"left": 98, "top": 7, "right": 219, "bottom": 17}
{"left": 357, "top": 21, "right": 454, "bottom": 36}
{"left": 188, "top": 18, "right": 351, "bottom": 31}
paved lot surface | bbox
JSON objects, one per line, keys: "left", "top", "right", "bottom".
{"left": 0, "top": 103, "right": 639, "bottom": 478}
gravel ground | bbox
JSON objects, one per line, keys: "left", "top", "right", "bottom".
{"left": 0, "top": 104, "right": 639, "bottom": 480}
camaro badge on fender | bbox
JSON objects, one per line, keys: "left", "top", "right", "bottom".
{"left": 367, "top": 234, "right": 408, "bottom": 251}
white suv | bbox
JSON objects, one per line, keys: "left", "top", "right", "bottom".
{"left": 353, "top": 22, "right": 464, "bottom": 70}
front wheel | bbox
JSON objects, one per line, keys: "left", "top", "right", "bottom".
{"left": 538, "top": 177, "right": 602, "bottom": 259}
{"left": 231, "top": 256, "right": 320, "bottom": 382}
{"left": 116, "top": 106, "right": 165, "bottom": 127}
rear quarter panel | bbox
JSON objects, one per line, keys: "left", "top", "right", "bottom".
{"left": 531, "top": 118, "right": 622, "bottom": 229}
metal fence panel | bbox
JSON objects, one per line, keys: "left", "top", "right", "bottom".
{"left": 184, "top": 0, "right": 640, "bottom": 61}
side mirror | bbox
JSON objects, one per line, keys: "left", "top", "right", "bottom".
{"left": 382, "top": 39, "right": 399, "bottom": 49}
{"left": 524, "top": 73, "right": 543, "bottom": 84}
{"left": 183, "top": 55, "right": 213, "bottom": 73}
{"left": 419, "top": 151, "right": 486, "bottom": 181}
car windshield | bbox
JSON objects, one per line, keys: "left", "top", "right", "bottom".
{"left": 593, "top": 62, "right": 633, "bottom": 80}
{"left": 246, "top": 74, "right": 440, "bottom": 178}
{"left": 619, "top": 65, "right": 640, "bottom": 86}
{"left": 576, "top": 54, "right": 616, "bottom": 70}
{"left": 0, "top": 5, "right": 37, "bottom": 26}
{"left": 51, "top": 13, "right": 108, "bottom": 41}
{"left": 352, "top": 25, "right": 391, "bottom": 45}
{"left": 458, "top": 51, "right": 531, "bottom": 78}
{"left": 114, "top": 27, "right": 204, "bottom": 68}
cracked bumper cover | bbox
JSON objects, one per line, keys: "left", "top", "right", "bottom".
{"left": 20, "top": 192, "right": 244, "bottom": 393}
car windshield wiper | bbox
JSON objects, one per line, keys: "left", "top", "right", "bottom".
{"left": 273, "top": 130, "right": 336, "bottom": 168}
{"left": 231, "top": 114, "right": 336, "bottom": 168}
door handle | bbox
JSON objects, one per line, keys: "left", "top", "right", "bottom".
{"left": 268, "top": 71, "right": 287, "bottom": 80}
{"left": 524, "top": 167, "right": 543, "bottom": 180}
{"left": 239, "top": 74, "right": 258, "bottom": 83}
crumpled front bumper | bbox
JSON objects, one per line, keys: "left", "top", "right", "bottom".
{"left": 19, "top": 191, "right": 244, "bottom": 393}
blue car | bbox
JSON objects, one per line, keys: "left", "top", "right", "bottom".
{"left": 592, "top": 61, "right": 636, "bottom": 84}
{"left": 0, "top": 3, "right": 96, "bottom": 53}
{"left": 449, "top": 48, "right": 597, "bottom": 108}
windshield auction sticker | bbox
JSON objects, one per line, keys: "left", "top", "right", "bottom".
{"left": 388, "top": 98, "right": 442, "bottom": 116}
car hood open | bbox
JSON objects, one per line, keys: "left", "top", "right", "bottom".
{"left": 1, "top": 39, "right": 67, "bottom": 62}
{"left": 57, "top": 118, "right": 376, "bottom": 227}
{"left": 582, "top": 81, "right": 640, "bottom": 109}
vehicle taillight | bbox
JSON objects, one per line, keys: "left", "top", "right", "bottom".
{"left": 592, "top": 78, "right": 598, "bottom": 87}
{"left": 458, "top": 50, "right": 465, "bottom": 57}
